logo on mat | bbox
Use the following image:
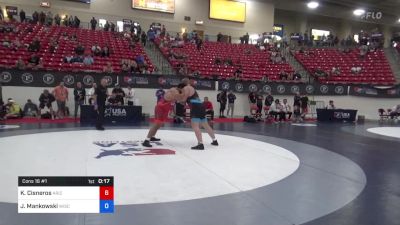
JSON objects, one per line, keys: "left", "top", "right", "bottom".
{"left": 235, "top": 83, "right": 244, "bottom": 92}
{"left": 93, "top": 141, "right": 175, "bottom": 159}
{"left": 0, "top": 71, "right": 12, "bottom": 83}
{"left": 277, "top": 85, "right": 286, "bottom": 94}
{"left": 249, "top": 84, "right": 258, "bottom": 92}
{"left": 0, "top": 125, "right": 20, "bottom": 130}
{"left": 83, "top": 75, "right": 95, "bottom": 86}
{"left": 43, "top": 74, "right": 55, "bottom": 85}
{"left": 21, "top": 73, "right": 34, "bottom": 84}
{"left": 63, "top": 75, "right": 75, "bottom": 86}
{"left": 335, "top": 86, "right": 345, "bottom": 94}
{"left": 262, "top": 85, "right": 271, "bottom": 93}
{"left": 320, "top": 85, "right": 329, "bottom": 94}
{"left": 221, "top": 82, "right": 230, "bottom": 90}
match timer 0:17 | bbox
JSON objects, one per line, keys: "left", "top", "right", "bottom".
{"left": 18, "top": 176, "right": 114, "bottom": 213}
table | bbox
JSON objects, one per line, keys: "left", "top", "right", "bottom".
{"left": 316, "top": 109, "right": 358, "bottom": 122}
{"left": 80, "top": 105, "right": 143, "bottom": 125}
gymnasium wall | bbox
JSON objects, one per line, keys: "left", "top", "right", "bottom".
{"left": 2, "top": 86, "right": 399, "bottom": 120}
{"left": 0, "top": 0, "right": 275, "bottom": 38}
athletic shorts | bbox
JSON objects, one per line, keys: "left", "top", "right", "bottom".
{"left": 57, "top": 100, "right": 66, "bottom": 110}
{"left": 40, "top": 102, "right": 52, "bottom": 109}
{"left": 154, "top": 100, "right": 172, "bottom": 123}
{"left": 191, "top": 118, "right": 207, "bottom": 123}
{"left": 190, "top": 100, "right": 206, "bottom": 122}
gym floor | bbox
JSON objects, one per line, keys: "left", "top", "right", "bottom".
{"left": 0, "top": 120, "right": 399, "bottom": 225}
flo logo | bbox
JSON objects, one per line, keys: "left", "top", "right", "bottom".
{"left": 93, "top": 141, "right": 175, "bottom": 159}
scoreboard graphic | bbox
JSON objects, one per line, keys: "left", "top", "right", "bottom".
{"left": 18, "top": 177, "right": 114, "bottom": 213}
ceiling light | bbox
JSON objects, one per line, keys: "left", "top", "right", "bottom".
{"left": 307, "top": 1, "right": 319, "bottom": 9}
{"left": 353, "top": 9, "right": 365, "bottom": 16}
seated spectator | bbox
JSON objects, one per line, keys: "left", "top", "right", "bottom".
{"left": 28, "top": 38, "right": 41, "bottom": 52}
{"left": 70, "top": 33, "right": 78, "bottom": 41}
{"left": 5, "top": 98, "right": 22, "bottom": 119}
{"left": 129, "top": 60, "right": 139, "bottom": 73}
{"left": 293, "top": 71, "right": 302, "bottom": 80}
{"left": 269, "top": 99, "right": 285, "bottom": 122}
{"left": 279, "top": 70, "right": 288, "bottom": 80}
{"left": 49, "top": 38, "right": 58, "bottom": 53}
{"left": 75, "top": 43, "right": 85, "bottom": 55}
{"left": 23, "top": 99, "right": 39, "bottom": 117}
{"left": 326, "top": 100, "right": 336, "bottom": 109}
{"left": 233, "top": 66, "right": 243, "bottom": 80}
{"left": 32, "top": 58, "right": 43, "bottom": 70}
{"left": 203, "top": 97, "right": 214, "bottom": 121}
{"left": 282, "top": 99, "right": 292, "bottom": 120}
{"left": 223, "top": 58, "right": 233, "bottom": 66}
{"left": 359, "top": 44, "right": 368, "bottom": 59}
{"left": 101, "top": 46, "right": 110, "bottom": 57}
{"left": 331, "top": 67, "right": 341, "bottom": 75}
{"left": 315, "top": 68, "right": 326, "bottom": 77}
{"left": 135, "top": 54, "right": 146, "bottom": 68}
{"left": 351, "top": 66, "right": 362, "bottom": 74}
{"left": 27, "top": 54, "right": 40, "bottom": 68}
{"left": 83, "top": 54, "right": 94, "bottom": 66}
{"left": 103, "top": 62, "right": 114, "bottom": 73}
{"left": 261, "top": 75, "right": 269, "bottom": 82}
{"left": 15, "top": 57, "right": 26, "bottom": 70}
{"left": 121, "top": 59, "right": 130, "bottom": 72}
{"left": 112, "top": 84, "right": 125, "bottom": 105}
{"left": 91, "top": 43, "right": 101, "bottom": 56}
{"left": 2, "top": 36, "right": 11, "bottom": 48}
{"left": 390, "top": 104, "right": 400, "bottom": 119}
{"left": 107, "top": 93, "right": 120, "bottom": 106}
{"left": 11, "top": 37, "right": 22, "bottom": 50}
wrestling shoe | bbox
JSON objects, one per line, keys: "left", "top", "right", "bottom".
{"left": 142, "top": 140, "right": 153, "bottom": 147}
{"left": 191, "top": 144, "right": 204, "bottom": 150}
{"left": 150, "top": 137, "right": 161, "bottom": 141}
{"left": 211, "top": 140, "right": 219, "bottom": 146}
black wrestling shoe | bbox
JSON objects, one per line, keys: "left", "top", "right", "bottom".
{"left": 96, "top": 126, "right": 105, "bottom": 131}
{"left": 150, "top": 137, "right": 161, "bottom": 141}
{"left": 211, "top": 140, "right": 219, "bottom": 146}
{"left": 142, "top": 140, "right": 153, "bottom": 147}
{"left": 191, "top": 144, "right": 204, "bottom": 150}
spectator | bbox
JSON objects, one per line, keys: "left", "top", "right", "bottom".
{"left": 217, "top": 32, "right": 223, "bottom": 42}
{"left": 351, "top": 66, "right": 362, "bottom": 74}
{"left": 293, "top": 71, "right": 301, "bottom": 81}
{"left": 217, "top": 90, "right": 227, "bottom": 118}
{"left": 110, "top": 22, "right": 115, "bottom": 32}
{"left": 112, "top": 84, "right": 125, "bottom": 105}
{"left": 39, "top": 89, "right": 55, "bottom": 119}
{"left": 88, "top": 83, "right": 97, "bottom": 105}
{"left": 52, "top": 82, "right": 69, "bottom": 119}
{"left": 0, "top": 7, "right": 3, "bottom": 21}
{"left": 73, "top": 82, "right": 86, "bottom": 118}
{"left": 49, "top": 38, "right": 58, "bottom": 53}
{"left": 103, "top": 62, "right": 114, "bottom": 73}
{"left": 300, "top": 93, "right": 309, "bottom": 117}
{"left": 282, "top": 99, "right": 292, "bottom": 120}
{"left": 141, "top": 31, "right": 147, "bottom": 46}
{"left": 90, "top": 17, "right": 97, "bottom": 30}
{"left": 32, "top": 11, "right": 39, "bottom": 24}
{"left": 83, "top": 54, "right": 94, "bottom": 66}
{"left": 75, "top": 43, "right": 85, "bottom": 55}
{"left": 23, "top": 99, "right": 39, "bottom": 117}
{"left": 91, "top": 43, "right": 102, "bottom": 56}
{"left": 68, "top": 15, "right": 74, "bottom": 27}
{"left": 261, "top": 75, "right": 269, "bottom": 82}
{"left": 101, "top": 46, "right": 110, "bottom": 57}
{"left": 11, "top": 37, "right": 22, "bottom": 51}
{"left": 256, "top": 90, "right": 264, "bottom": 116}
{"left": 264, "top": 92, "right": 274, "bottom": 107}
{"left": 46, "top": 11, "right": 53, "bottom": 26}
{"left": 331, "top": 67, "right": 341, "bottom": 75}
{"left": 155, "top": 88, "right": 165, "bottom": 102}
{"left": 135, "top": 54, "right": 146, "bottom": 68}
{"left": 125, "top": 86, "right": 135, "bottom": 106}
{"left": 39, "top": 11, "right": 46, "bottom": 24}
{"left": 107, "top": 92, "right": 120, "bottom": 106}
{"left": 19, "top": 9, "right": 26, "bottom": 22}
{"left": 227, "top": 90, "right": 236, "bottom": 118}
{"left": 27, "top": 54, "right": 40, "bottom": 68}
{"left": 28, "top": 38, "right": 41, "bottom": 52}
{"left": 54, "top": 14, "right": 61, "bottom": 26}
{"left": 147, "top": 28, "right": 156, "bottom": 42}
{"left": 248, "top": 91, "right": 257, "bottom": 112}
{"left": 74, "top": 16, "right": 80, "bottom": 28}
{"left": 104, "top": 21, "right": 110, "bottom": 31}
{"left": 326, "top": 100, "right": 336, "bottom": 109}
{"left": 203, "top": 97, "right": 214, "bottom": 121}
{"left": 359, "top": 44, "right": 368, "bottom": 59}
{"left": 233, "top": 66, "right": 243, "bottom": 80}
{"left": 279, "top": 70, "right": 288, "bottom": 80}
{"left": 269, "top": 99, "right": 285, "bottom": 122}
{"left": 243, "top": 32, "right": 249, "bottom": 44}
{"left": 15, "top": 57, "right": 26, "bottom": 70}
{"left": 5, "top": 98, "right": 21, "bottom": 119}
{"left": 196, "top": 38, "right": 203, "bottom": 51}
{"left": 121, "top": 59, "right": 130, "bottom": 72}
{"left": 390, "top": 104, "right": 400, "bottom": 119}
{"left": 2, "top": 36, "right": 11, "bottom": 48}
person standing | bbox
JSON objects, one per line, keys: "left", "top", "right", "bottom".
{"left": 248, "top": 91, "right": 257, "bottom": 113}
{"left": 256, "top": 90, "right": 264, "bottom": 117}
{"left": 282, "top": 99, "right": 292, "bottom": 120}
{"left": 217, "top": 90, "right": 227, "bottom": 118}
{"left": 93, "top": 78, "right": 108, "bottom": 130}
{"left": 19, "top": 9, "right": 26, "bottom": 22}
{"left": 90, "top": 17, "right": 97, "bottom": 30}
{"left": 300, "top": 93, "right": 309, "bottom": 118}
{"left": 141, "top": 31, "right": 147, "bottom": 47}
{"left": 126, "top": 86, "right": 135, "bottom": 106}
{"left": 52, "top": 82, "right": 69, "bottom": 119}
{"left": 227, "top": 90, "right": 236, "bottom": 118}
{"left": 73, "top": 82, "right": 86, "bottom": 118}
